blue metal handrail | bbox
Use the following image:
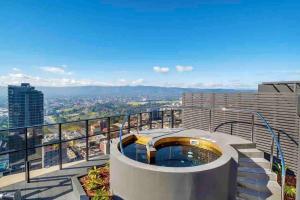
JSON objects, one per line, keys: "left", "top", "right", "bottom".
{"left": 256, "top": 112, "right": 286, "bottom": 200}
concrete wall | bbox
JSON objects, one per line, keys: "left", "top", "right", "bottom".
{"left": 110, "top": 134, "right": 238, "bottom": 200}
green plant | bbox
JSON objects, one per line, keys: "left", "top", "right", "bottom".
{"left": 85, "top": 178, "right": 104, "bottom": 191}
{"left": 273, "top": 162, "right": 288, "bottom": 175}
{"left": 85, "top": 166, "right": 105, "bottom": 191}
{"left": 285, "top": 186, "right": 296, "bottom": 198}
{"left": 88, "top": 166, "right": 99, "bottom": 178}
{"left": 92, "top": 187, "right": 111, "bottom": 200}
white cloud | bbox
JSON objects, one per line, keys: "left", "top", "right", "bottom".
{"left": 131, "top": 78, "right": 144, "bottom": 85}
{"left": 147, "top": 80, "right": 256, "bottom": 89}
{"left": 12, "top": 67, "right": 21, "bottom": 72}
{"left": 0, "top": 73, "right": 109, "bottom": 87}
{"left": 153, "top": 66, "right": 169, "bottom": 73}
{"left": 0, "top": 72, "right": 256, "bottom": 89}
{"left": 118, "top": 78, "right": 144, "bottom": 86}
{"left": 176, "top": 65, "right": 193, "bottom": 72}
{"left": 186, "top": 81, "right": 256, "bottom": 89}
{"left": 0, "top": 72, "right": 145, "bottom": 87}
{"left": 40, "top": 66, "right": 73, "bottom": 75}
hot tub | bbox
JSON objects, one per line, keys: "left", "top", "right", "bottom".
{"left": 110, "top": 132, "right": 238, "bottom": 200}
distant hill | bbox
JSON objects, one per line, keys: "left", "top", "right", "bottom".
{"left": 0, "top": 86, "right": 255, "bottom": 99}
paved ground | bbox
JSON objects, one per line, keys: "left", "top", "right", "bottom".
{"left": 0, "top": 155, "right": 109, "bottom": 200}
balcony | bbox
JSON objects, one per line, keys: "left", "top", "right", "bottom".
{"left": 0, "top": 109, "right": 182, "bottom": 199}
{"left": 0, "top": 100, "right": 298, "bottom": 200}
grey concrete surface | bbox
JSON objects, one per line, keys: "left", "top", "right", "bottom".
{"left": 0, "top": 156, "right": 109, "bottom": 200}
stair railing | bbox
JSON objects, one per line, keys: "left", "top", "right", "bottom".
{"left": 180, "top": 105, "right": 286, "bottom": 200}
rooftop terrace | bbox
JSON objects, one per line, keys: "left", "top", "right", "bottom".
{"left": 0, "top": 90, "right": 299, "bottom": 200}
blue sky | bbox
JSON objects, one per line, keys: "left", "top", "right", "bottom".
{"left": 0, "top": 0, "right": 299, "bottom": 88}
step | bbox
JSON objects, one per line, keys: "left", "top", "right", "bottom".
{"left": 238, "top": 148, "right": 264, "bottom": 158}
{"left": 237, "top": 177, "right": 280, "bottom": 193}
{"left": 239, "top": 157, "right": 270, "bottom": 169}
{"left": 233, "top": 143, "right": 257, "bottom": 150}
{"left": 237, "top": 184, "right": 281, "bottom": 200}
{"left": 238, "top": 167, "right": 277, "bottom": 181}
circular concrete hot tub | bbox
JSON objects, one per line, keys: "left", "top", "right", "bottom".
{"left": 110, "top": 132, "right": 238, "bottom": 200}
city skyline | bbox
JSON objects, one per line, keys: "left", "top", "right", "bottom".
{"left": 0, "top": 0, "right": 299, "bottom": 89}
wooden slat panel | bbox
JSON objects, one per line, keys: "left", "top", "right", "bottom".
{"left": 182, "top": 93, "right": 300, "bottom": 174}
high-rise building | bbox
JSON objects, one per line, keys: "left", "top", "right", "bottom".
{"left": 8, "top": 83, "right": 44, "bottom": 128}
{"left": 8, "top": 83, "right": 44, "bottom": 167}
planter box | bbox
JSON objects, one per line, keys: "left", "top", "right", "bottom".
{"left": 71, "top": 164, "right": 110, "bottom": 200}
{"left": 71, "top": 173, "right": 89, "bottom": 200}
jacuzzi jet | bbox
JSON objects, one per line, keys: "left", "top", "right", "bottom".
{"left": 146, "top": 145, "right": 156, "bottom": 164}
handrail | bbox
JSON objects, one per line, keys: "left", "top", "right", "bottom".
{"left": 256, "top": 112, "right": 286, "bottom": 200}
{"left": 180, "top": 105, "right": 286, "bottom": 200}
{"left": 0, "top": 108, "right": 179, "bottom": 132}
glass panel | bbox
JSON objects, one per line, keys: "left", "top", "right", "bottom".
{"left": 151, "top": 110, "right": 163, "bottom": 129}
{"left": 88, "top": 135, "right": 107, "bottom": 159}
{"left": 88, "top": 118, "right": 109, "bottom": 136}
{"left": 130, "top": 114, "right": 138, "bottom": 133}
{"left": 0, "top": 153, "right": 10, "bottom": 175}
{"left": 28, "top": 146, "right": 42, "bottom": 170}
{"left": 62, "top": 121, "right": 85, "bottom": 141}
{"left": 110, "top": 116, "right": 123, "bottom": 132}
{"left": 7, "top": 151, "right": 25, "bottom": 176}
{"left": 62, "top": 138, "right": 86, "bottom": 165}
{"left": 40, "top": 144, "right": 60, "bottom": 168}
{"left": 7, "top": 128, "right": 26, "bottom": 152}
{"left": 163, "top": 110, "right": 172, "bottom": 128}
{"left": 174, "top": 110, "right": 182, "bottom": 128}
{"left": 41, "top": 124, "right": 59, "bottom": 145}
{"left": 141, "top": 112, "right": 150, "bottom": 130}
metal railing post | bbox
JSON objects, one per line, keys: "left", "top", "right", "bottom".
{"left": 58, "top": 123, "right": 63, "bottom": 170}
{"left": 230, "top": 123, "right": 233, "bottom": 135}
{"left": 128, "top": 115, "right": 131, "bottom": 133}
{"left": 171, "top": 110, "right": 174, "bottom": 128}
{"left": 106, "top": 117, "right": 111, "bottom": 155}
{"left": 270, "top": 138, "right": 274, "bottom": 171}
{"left": 149, "top": 112, "right": 152, "bottom": 129}
{"left": 161, "top": 110, "right": 164, "bottom": 129}
{"left": 209, "top": 109, "right": 212, "bottom": 132}
{"left": 85, "top": 120, "right": 89, "bottom": 161}
{"left": 139, "top": 113, "right": 142, "bottom": 131}
{"left": 24, "top": 127, "right": 30, "bottom": 183}
{"left": 251, "top": 114, "right": 255, "bottom": 142}
{"left": 282, "top": 173, "right": 286, "bottom": 200}
{"left": 25, "top": 160, "right": 30, "bottom": 183}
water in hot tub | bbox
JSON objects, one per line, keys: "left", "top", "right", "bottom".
{"left": 123, "top": 142, "right": 219, "bottom": 167}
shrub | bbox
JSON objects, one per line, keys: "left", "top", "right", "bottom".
{"left": 285, "top": 186, "right": 296, "bottom": 198}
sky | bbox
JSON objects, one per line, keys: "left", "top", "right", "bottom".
{"left": 0, "top": 0, "right": 299, "bottom": 89}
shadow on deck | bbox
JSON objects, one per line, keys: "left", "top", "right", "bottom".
{"left": 0, "top": 155, "right": 109, "bottom": 200}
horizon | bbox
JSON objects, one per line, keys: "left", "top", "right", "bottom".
{"left": 0, "top": 84, "right": 256, "bottom": 90}
{"left": 0, "top": 1, "right": 299, "bottom": 89}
